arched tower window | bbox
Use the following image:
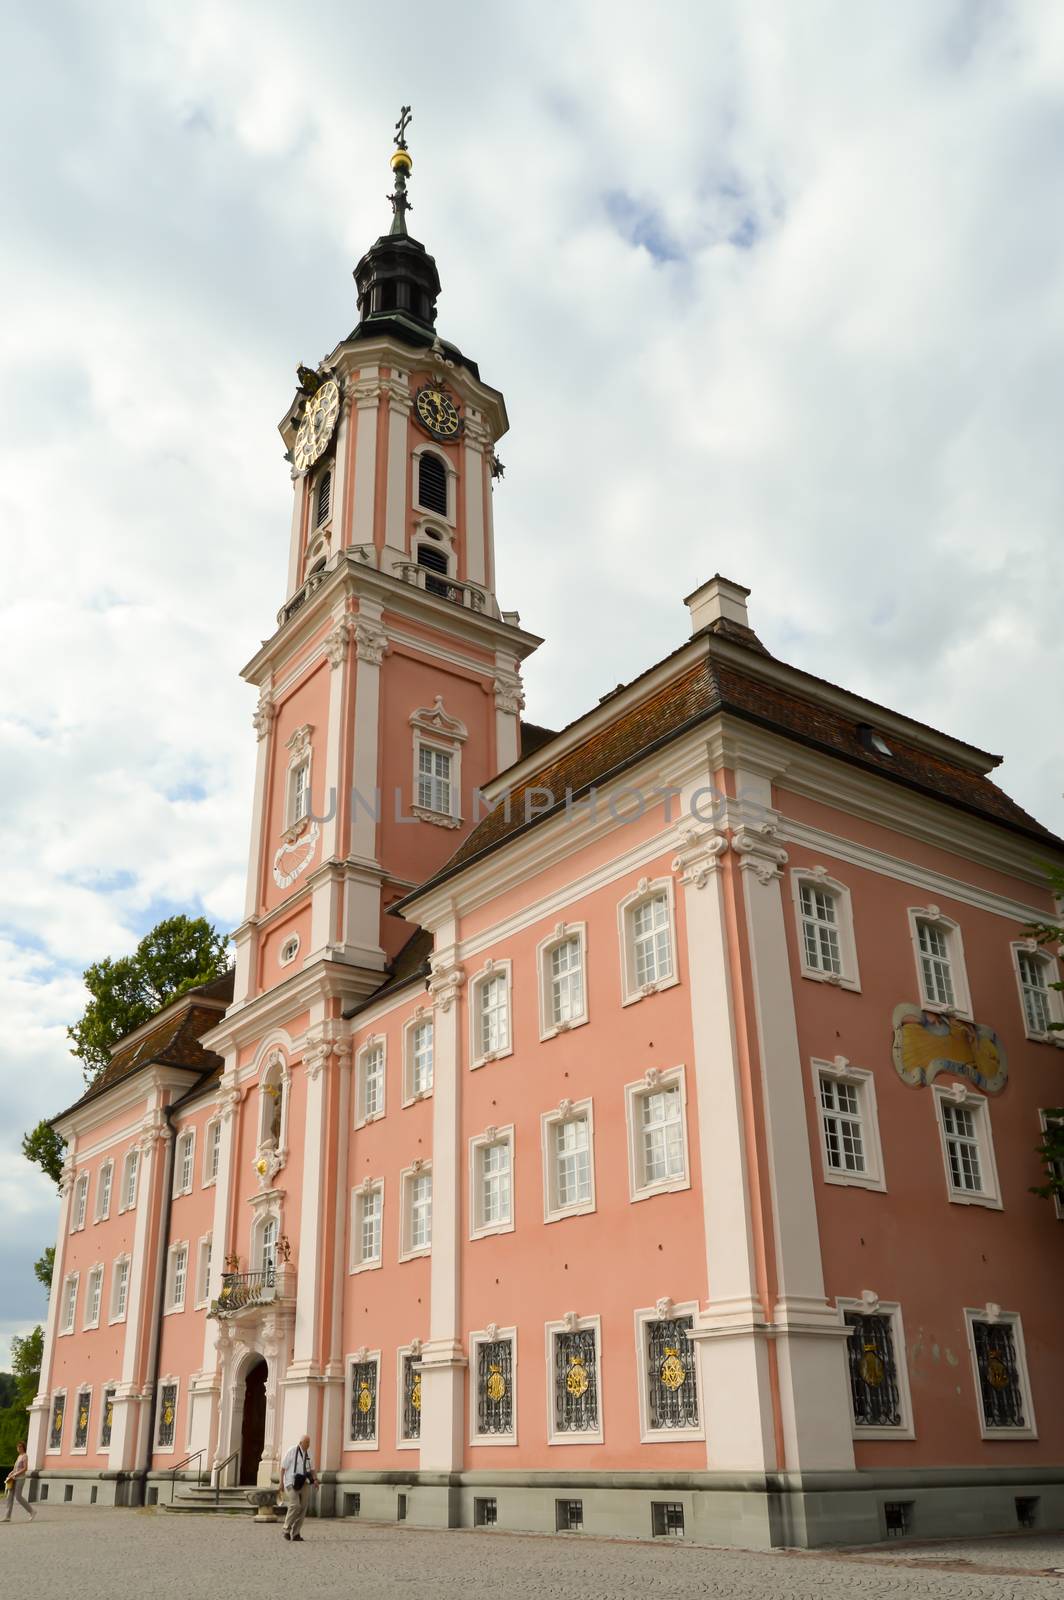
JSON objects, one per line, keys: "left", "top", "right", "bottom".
{"left": 315, "top": 469, "right": 332, "bottom": 528}
{"left": 418, "top": 453, "right": 448, "bottom": 516}
{"left": 418, "top": 542, "right": 450, "bottom": 598}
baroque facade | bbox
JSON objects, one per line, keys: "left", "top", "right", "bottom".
{"left": 30, "top": 129, "right": 1064, "bottom": 1547}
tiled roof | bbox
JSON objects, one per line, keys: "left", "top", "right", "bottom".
{"left": 399, "top": 642, "right": 1061, "bottom": 905}
{"left": 53, "top": 970, "right": 233, "bottom": 1123}
{"left": 343, "top": 927, "right": 432, "bottom": 1018}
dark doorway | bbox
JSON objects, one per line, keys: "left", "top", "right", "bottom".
{"left": 240, "top": 1359, "right": 267, "bottom": 1485}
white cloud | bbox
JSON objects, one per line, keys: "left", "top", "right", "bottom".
{"left": 1, "top": 0, "right": 1063, "bottom": 1344}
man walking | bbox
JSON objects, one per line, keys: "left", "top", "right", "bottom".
{"left": 280, "top": 1433, "right": 314, "bottom": 1542}
{"left": 3, "top": 1442, "right": 36, "bottom": 1522}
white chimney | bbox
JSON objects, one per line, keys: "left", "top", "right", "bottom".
{"left": 684, "top": 574, "right": 751, "bottom": 637}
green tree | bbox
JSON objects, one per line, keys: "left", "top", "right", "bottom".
{"left": 1026, "top": 865, "right": 1064, "bottom": 1201}
{"left": 21, "top": 1121, "right": 66, "bottom": 1188}
{"left": 0, "top": 1327, "right": 44, "bottom": 1473}
{"left": 66, "top": 914, "right": 230, "bottom": 1084}
{"left": 33, "top": 1247, "right": 54, "bottom": 1299}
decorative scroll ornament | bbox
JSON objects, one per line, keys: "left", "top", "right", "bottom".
{"left": 252, "top": 689, "right": 276, "bottom": 741}
{"left": 672, "top": 824, "right": 728, "bottom": 889}
{"left": 731, "top": 821, "right": 788, "bottom": 885}
{"left": 273, "top": 817, "right": 319, "bottom": 889}
{"left": 659, "top": 1346, "right": 686, "bottom": 1391}
{"left": 254, "top": 1146, "right": 284, "bottom": 1187}
{"left": 891, "top": 1003, "right": 1008, "bottom": 1094}
{"left": 354, "top": 619, "right": 388, "bottom": 665}
{"left": 428, "top": 956, "right": 465, "bottom": 1013}
{"left": 324, "top": 617, "right": 352, "bottom": 669}
{"left": 493, "top": 673, "right": 525, "bottom": 716}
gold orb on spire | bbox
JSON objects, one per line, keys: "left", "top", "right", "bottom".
{"left": 391, "top": 149, "right": 412, "bottom": 174}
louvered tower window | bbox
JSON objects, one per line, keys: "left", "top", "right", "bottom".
{"left": 417, "top": 542, "right": 450, "bottom": 597}
{"left": 315, "top": 470, "right": 332, "bottom": 527}
{"left": 418, "top": 452, "right": 448, "bottom": 515}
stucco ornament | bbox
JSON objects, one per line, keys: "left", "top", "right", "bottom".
{"left": 252, "top": 689, "right": 276, "bottom": 741}
{"left": 731, "top": 821, "right": 788, "bottom": 884}
{"left": 672, "top": 824, "right": 728, "bottom": 888}
{"left": 891, "top": 1003, "right": 1008, "bottom": 1094}
{"left": 273, "top": 817, "right": 319, "bottom": 888}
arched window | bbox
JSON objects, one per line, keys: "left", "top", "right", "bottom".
{"left": 418, "top": 453, "right": 448, "bottom": 516}
{"left": 315, "top": 470, "right": 332, "bottom": 528}
{"left": 417, "top": 542, "right": 450, "bottom": 598}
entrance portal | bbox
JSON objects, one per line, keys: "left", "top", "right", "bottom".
{"left": 239, "top": 1359, "right": 267, "bottom": 1485}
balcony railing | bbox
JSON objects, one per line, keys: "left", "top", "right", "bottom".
{"left": 393, "top": 562, "right": 487, "bottom": 613}
{"left": 277, "top": 567, "right": 329, "bottom": 627}
{"left": 209, "top": 1265, "right": 293, "bottom": 1318}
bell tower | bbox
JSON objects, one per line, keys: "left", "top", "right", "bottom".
{"left": 231, "top": 110, "right": 541, "bottom": 1014}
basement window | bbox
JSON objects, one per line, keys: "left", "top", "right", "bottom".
{"left": 883, "top": 1500, "right": 913, "bottom": 1537}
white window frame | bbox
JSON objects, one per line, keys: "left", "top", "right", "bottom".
{"left": 1039, "top": 1110, "right": 1064, "bottom": 1221}
{"left": 395, "top": 1342, "right": 424, "bottom": 1450}
{"left": 203, "top": 1118, "right": 222, "bottom": 1186}
{"left": 402, "top": 1009, "right": 434, "bottom": 1105}
{"left": 46, "top": 1388, "right": 66, "bottom": 1455}
{"left": 95, "top": 1159, "right": 114, "bottom": 1222}
{"left": 963, "top": 1307, "right": 1037, "bottom": 1440}
{"left": 355, "top": 1035, "right": 387, "bottom": 1127}
{"left": 71, "top": 1172, "right": 89, "bottom": 1232}
{"left": 284, "top": 724, "right": 313, "bottom": 830}
{"left": 541, "top": 1097, "right": 597, "bottom": 1223}
{"left": 164, "top": 1240, "right": 189, "bottom": 1314}
{"left": 70, "top": 1385, "right": 93, "bottom": 1456}
{"left": 908, "top": 906, "right": 972, "bottom": 1018}
{"left": 812, "top": 1057, "right": 886, "bottom": 1192}
{"left": 624, "top": 1066, "right": 691, "bottom": 1202}
{"left": 933, "top": 1084, "right": 1002, "bottom": 1209}
{"left": 252, "top": 1211, "right": 280, "bottom": 1278}
{"left": 119, "top": 1147, "right": 139, "bottom": 1213}
{"left": 154, "top": 1376, "right": 180, "bottom": 1455}
{"left": 409, "top": 698, "right": 466, "bottom": 829}
{"left": 1011, "top": 941, "right": 1064, "bottom": 1045}
{"left": 83, "top": 1263, "right": 104, "bottom": 1330}
{"left": 537, "top": 922, "right": 589, "bottom": 1041}
{"left": 350, "top": 1179, "right": 384, "bottom": 1274}
{"left": 633, "top": 1301, "right": 705, "bottom": 1445}
{"left": 344, "top": 1349, "right": 382, "bottom": 1451}
{"left": 97, "top": 1384, "right": 117, "bottom": 1454}
{"left": 411, "top": 441, "right": 457, "bottom": 525}
{"left": 173, "top": 1129, "right": 196, "bottom": 1197}
{"left": 468, "top": 1325, "right": 518, "bottom": 1447}
{"left": 791, "top": 868, "right": 861, "bottom": 992}
{"left": 618, "top": 877, "right": 680, "bottom": 1007}
{"left": 544, "top": 1313, "right": 604, "bottom": 1446}
{"left": 399, "top": 1163, "right": 433, "bottom": 1262}
{"left": 469, "top": 1125, "right": 516, "bottom": 1240}
{"left": 109, "top": 1255, "right": 131, "bottom": 1324}
{"left": 469, "top": 958, "right": 513, "bottom": 1069}
{"left": 194, "top": 1234, "right": 213, "bottom": 1310}
{"left": 59, "top": 1270, "right": 79, "bottom": 1335}
{"left": 836, "top": 1297, "right": 915, "bottom": 1440}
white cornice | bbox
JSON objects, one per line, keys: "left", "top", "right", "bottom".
{"left": 53, "top": 1065, "right": 205, "bottom": 1143}
{"left": 323, "top": 334, "right": 509, "bottom": 441}
{"left": 200, "top": 956, "right": 376, "bottom": 1057}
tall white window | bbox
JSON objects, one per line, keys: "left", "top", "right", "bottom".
{"left": 174, "top": 1131, "right": 194, "bottom": 1196}
{"left": 96, "top": 1160, "right": 113, "bottom": 1221}
{"left": 111, "top": 1257, "right": 130, "bottom": 1321}
{"left": 195, "top": 1236, "right": 213, "bottom": 1307}
{"left": 813, "top": 1061, "right": 885, "bottom": 1191}
{"left": 471, "top": 1129, "right": 514, "bottom": 1238}
{"left": 166, "top": 1243, "right": 188, "bottom": 1312}
{"left": 120, "top": 1148, "right": 139, "bottom": 1211}
{"left": 404, "top": 1015, "right": 434, "bottom": 1101}
{"left": 352, "top": 1183, "right": 383, "bottom": 1271}
{"left": 1013, "top": 944, "right": 1063, "bottom": 1042}
{"left": 619, "top": 880, "right": 679, "bottom": 1006}
{"left": 72, "top": 1174, "right": 89, "bottom": 1232}
{"left": 837, "top": 1299, "right": 915, "bottom": 1438}
{"left": 260, "top": 1217, "right": 278, "bottom": 1277}
{"left": 85, "top": 1265, "right": 103, "bottom": 1329}
{"left": 626, "top": 1069, "right": 690, "bottom": 1200}
{"left": 909, "top": 908, "right": 970, "bottom": 1015}
{"left": 542, "top": 1099, "right": 596, "bottom": 1223}
{"left": 934, "top": 1088, "right": 1001, "bottom": 1208}
{"left": 60, "top": 1273, "right": 78, "bottom": 1334}
{"left": 471, "top": 962, "right": 512, "bottom": 1067}
{"left": 401, "top": 1167, "right": 432, "bottom": 1259}
{"left": 204, "top": 1118, "right": 222, "bottom": 1184}
{"left": 358, "top": 1040, "right": 385, "bottom": 1123}
{"left": 799, "top": 882, "right": 841, "bottom": 974}
{"left": 792, "top": 871, "right": 861, "bottom": 989}
{"left": 290, "top": 759, "right": 310, "bottom": 824}
{"left": 538, "top": 924, "right": 589, "bottom": 1039}
{"left": 964, "top": 1308, "right": 1037, "bottom": 1439}
{"left": 918, "top": 919, "right": 954, "bottom": 1005}
{"left": 417, "top": 745, "right": 452, "bottom": 815}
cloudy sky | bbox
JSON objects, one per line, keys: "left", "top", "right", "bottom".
{"left": 2, "top": 0, "right": 1063, "bottom": 1364}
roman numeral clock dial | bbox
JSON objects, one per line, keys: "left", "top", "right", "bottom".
{"left": 415, "top": 384, "right": 462, "bottom": 440}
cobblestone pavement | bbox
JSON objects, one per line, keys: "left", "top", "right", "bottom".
{"left": 3, "top": 1508, "right": 1062, "bottom": 1600}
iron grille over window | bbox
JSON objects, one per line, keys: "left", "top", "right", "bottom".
{"left": 101, "top": 1387, "right": 115, "bottom": 1448}
{"left": 474, "top": 1496, "right": 497, "bottom": 1526}
{"left": 645, "top": 1316, "right": 699, "bottom": 1430}
{"left": 418, "top": 453, "right": 448, "bottom": 515}
{"left": 74, "top": 1391, "right": 91, "bottom": 1450}
{"left": 651, "top": 1502, "right": 685, "bottom": 1537}
{"left": 401, "top": 1353, "right": 421, "bottom": 1440}
{"left": 554, "top": 1329, "right": 599, "bottom": 1434}
{"left": 973, "top": 1320, "right": 1026, "bottom": 1429}
{"left": 556, "top": 1499, "right": 583, "bottom": 1531}
{"left": 350, "top": 1361, "right": 377, "bottom": 1441}
{"left": 157, "top": 1383, "right": 177, "bottom": 1449}
{"left": 843, "top": 1313, "right": 902, "bottom": 1427}
{"left": 476, "top": 1338, "right": 514, "bottom": 1435}
{"left": 49, "top": 1396, "right": 64, "bottom": 1450}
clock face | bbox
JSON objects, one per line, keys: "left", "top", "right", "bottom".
{"left": 415, "top": 385, "right": 462, "bottom": 439}
{"left": 293, "top": 377, "right": 341, "bottom": 473}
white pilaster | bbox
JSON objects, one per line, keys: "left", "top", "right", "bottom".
{"left": 307, "top": 612, "right": 351, "bottom": 960}
{"left": 349, "top": 605, "right": 387, "bottom": 868}
{"left": 463, "top": 437, "right": 486, "bottom": 585}
{"left": 671, "top": 823, "right": 777, "bottom": 1472}
{"left": 329, "top": 396, "right": 353, "bottom": 549}
{"left": 349, "top": 374, "right": 380, "bottom": 547}
{"left": 109, "top": 1119, "right": 169, "bottom": 1471}
{"left": 493, "top": 652, "right": 523, "bottom": 774}
{"left": 383, "top": 379, "right": 411, "bottom": 560}
{"left": 27, "top": 1155, "right": 76, "bottom": 1469}
{"left": 285, "top": 472, "right": 306, "bottom": 597}
{"left": 320, "top": 1046, "right": 353, "bottom": 1471}
{"left": 418, "top": 934, "right": 467, "bottom": 1472}
{"left": 189, "top": 1070, "right": 240, "bottom": 1468}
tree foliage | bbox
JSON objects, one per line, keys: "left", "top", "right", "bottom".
{"left": 66, "top": 914, "right": 230, "bottom": 1084}
{"left": 33, "top": 1247, "right": 55, "bottom": 1299}
{"left": 1026, "top": 865, "right": 1064, "bottom": 1201}
{"left": 0, "top": 1326, "right": 43, "bottom": 1472}
{"left": 21, "top": 1121, "right": 66, "bottom": 1188}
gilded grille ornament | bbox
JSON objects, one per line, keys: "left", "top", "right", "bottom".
{"left": 357, "top": 1381, "right": 373, "bottom": 1413}
{"left": 987, "top": 1349, "right": 1010, "bottom": 1389}
{"left": 476, "top": 1339, "right": 514, "bottom": 1435}
{"left": 566, "top": 1354, "right": 589, "bottom": 1399}
{"left": 660, "top": 1346, "right": 686, "bottom": 1391}
{"left": 844, "top": 1313, "right": 902, "bottom": 1428}
{"left": 485, "top": 1362, "right": 506, "bottom": 1402}
{"left": 646, "top": 1316, "right": 699, "bottom": 1431}
{"left": 972, "top": 1319, "right": 1025, "bottom": 1427}
{"left": 858, "top": 1344, "right": 885, "bottom": 1387}
{"left": 411, "top": 1373, "right": 421, "bottom": 1411}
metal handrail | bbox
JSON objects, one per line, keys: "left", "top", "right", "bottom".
{"left": 212, "top": 1449, "right": 240, "bottom": 1503}
{"left": 168, "top": 1448, "right": 206, "bottom": 1503}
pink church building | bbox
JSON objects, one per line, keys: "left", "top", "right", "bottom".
{"left": 30, "top": 126, "right": 1064, "bottom": 1547}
